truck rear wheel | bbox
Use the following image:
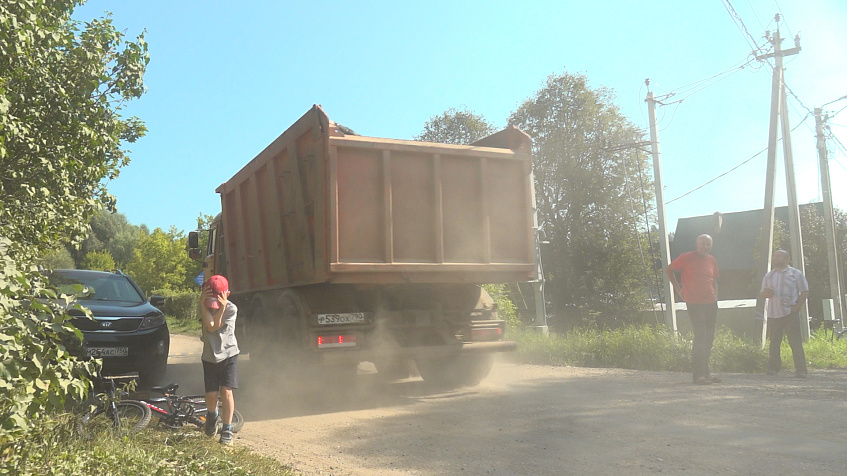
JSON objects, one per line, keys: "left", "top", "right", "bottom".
{"left": 249, "top": 298, "right": 282, "bottom": 373}
{"left": 415, "top": 354, "right": 494, "bottom": 388}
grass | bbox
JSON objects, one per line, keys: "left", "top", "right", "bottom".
{"left": 2, "top": 413, "right": 295, "bottom": 475}
{"left": 3, "top": 315, "right": 290, "bottom": 475}
{"left": 805, "top": 328, "right": 847, "bottom": 368}
{"left": 508, "top": 323, "right": 847, "bottom": 374}
{"left": 166, "top": 314, "right": 202, "bottom": 335}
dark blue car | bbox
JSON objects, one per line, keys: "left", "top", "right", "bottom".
{"left": 50, "top": 269, "right": 170, "bottom": 389}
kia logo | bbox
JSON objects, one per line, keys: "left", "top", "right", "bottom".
{"left": 101, "top": 322, "right": 113, "bottom": 328}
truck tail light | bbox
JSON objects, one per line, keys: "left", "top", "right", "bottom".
{"left": 471, "top": 327, "right": 502, "bottom": 342}
{"left": 317, "top": 334, "right": 357, "bottom": 348}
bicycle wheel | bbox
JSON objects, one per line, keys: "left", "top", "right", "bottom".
{"left": 78, "top": 400, "right": 152, "bottom": 438}
{"left": 187, "top": 396, "right": 245, "bottom": 433}
{"left": 229, "top": 409, "right": 245, "bottom": 433}
{"left": 195, "top": 403, "right": 245, "bottom": 433}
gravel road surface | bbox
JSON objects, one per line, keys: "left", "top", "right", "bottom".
{"left": 167, "top": 334, "right": 847, "bottom": 475}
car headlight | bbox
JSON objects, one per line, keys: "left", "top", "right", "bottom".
{"left": 140, "top": 313, "right": 166, "bottom": 330}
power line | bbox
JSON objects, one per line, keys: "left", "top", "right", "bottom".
{"left": 822, "top": 94, "right": 847, "bottom": 109}
{"left": 745, "top": 0, "right": 766, "bottom": 30}
{"left": 665, "top": 113, "right": 812, "bottom": 205}
{"left": 829, "top": 132, "right": 847, "bottom": 157}
{"left": 666, "top": 148, "right": 766, "bottom": 205}
{"left": 773, "top": 0, "right": 794, "bottom": 41}
{"left": 657, "top": 56, "right": 759, "bottom": 105}
{"left": 830, "top": 103, "right": 847, "bottom": 119}
{"left": 721, "top": 0, "right": 768, "bottom": 55}
{"left": 783, "top": 81, "right": 814, "bottom": 117}
{"left": 633, "top": 150, "right": 666, "bottom": 313}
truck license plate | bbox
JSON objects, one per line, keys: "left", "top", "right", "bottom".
{"left": 85, "top": 347, "right": 129, "bottom": 357}
{"left": 317, "top": 313, "right": 365, "bottom": 325}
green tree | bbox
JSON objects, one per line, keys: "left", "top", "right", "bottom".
{"left": 508, "top": 72, "right": 654, "bottom": 327}
{"left": 796, "top": 204, "right": 847, "bottom": 322}
{"left": 415, "top": 107, "right": 496, "bottom": 144}
{"left": 125, "top": 227, "right": 190, "bottom": 294}
{"left": 80, "top": 250, "right": 115, "bottom": 271}
{"left": 37, "top": 246, "right": 75, "bottom": 270}
{"left": 0, "top": 1, "right": 148, "bottom": 261}
{"left": 71, "top": 209, "right": 141, "bottom": 268}
{"left": 0, "top": 0, "right": 148, "bottom": 442}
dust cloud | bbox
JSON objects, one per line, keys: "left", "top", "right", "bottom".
{"left": 234, "top": 353, "right": 521, "bottom": 424}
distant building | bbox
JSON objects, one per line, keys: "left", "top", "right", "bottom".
{"left": 670, "top": 203, "right": 823, "bottom": 301}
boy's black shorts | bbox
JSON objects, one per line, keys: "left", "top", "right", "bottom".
{"left": 202, "top": 355, "right": 239, "bottom": 393}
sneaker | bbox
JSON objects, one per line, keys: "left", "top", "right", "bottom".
{"left": 219, "top": 429, "right": 234, "bottom": 445}
{"left": 795, "top": 372, "right": 808, "bottom": 379}
{"left": 204, "top": 413, "right": 219, "bottom": 437}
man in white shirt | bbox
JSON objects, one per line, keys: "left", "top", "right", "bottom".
{"left": 759, "top": 250, "right": 809, "bottom": 378}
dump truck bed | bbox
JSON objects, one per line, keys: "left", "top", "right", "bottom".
{"left": 217, "top": 105, "right": 535, "bottom": 295}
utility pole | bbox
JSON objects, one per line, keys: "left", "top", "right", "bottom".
{"left": 645, "top": 90, "right": 677, "bottom": 333}
{"left": 755, "top": 21, "right": 807, "bottom": 341}
{"left": 531, "top": 175, "right": 548, "bottom": 334}
{"left": 815, "top": 107, "right": 844, "bottom": 329}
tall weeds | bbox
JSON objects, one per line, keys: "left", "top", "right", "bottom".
{"left": 508, "top": 324, "right": 846, "bottom": 374}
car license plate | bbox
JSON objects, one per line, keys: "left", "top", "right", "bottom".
{"left": 316, "top": 313, "right": 365, "bottom": 325}
{"left": 85, "top": 347, "right": 129, "bottom": 357}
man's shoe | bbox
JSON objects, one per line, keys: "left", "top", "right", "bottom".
{"left": 795, "top": 372, "right": 808, "bottom": 379}
{"left": 219, "top": 429, "right": 234, "bottom": 445}
{"left": 766, "top": 370, "right": 776, "bottom": 376}
{"left": 708, "top": 376, "right": 722, "bottom": 383}
{"left": 693, "top": 377, "right": 712, "bottom": 385}
{"left": 204, "top": 413, "right": 218, "bottom": 437}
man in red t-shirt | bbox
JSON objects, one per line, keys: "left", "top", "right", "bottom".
{"left": 665, "top": 234, "right": 720, "bottom": 385}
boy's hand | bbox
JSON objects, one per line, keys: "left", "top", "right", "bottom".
{"left": 217, "top": 290, "right": 230, "bottom": 308}
{"left": 201, "top": 286, "right": 214, "bottom": 301}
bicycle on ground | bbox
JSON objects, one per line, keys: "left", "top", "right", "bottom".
{"left": 141, "top": 383, "right": 244, "bottom": 433}
{"left": 76, "top": 374, "right": 152, "bottom": 438}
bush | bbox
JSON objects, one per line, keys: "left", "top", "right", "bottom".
{"left": 151, "top": 288, "right": 199, "bottom": 321}
{"left": 510, "top": 324, "right": 776, "bottom": 373}
{"left": 798, "top": 329, "right": 847, "bottom": 369}
{"left": 0, "top": 238, "right": 96, "bottom": 445}
{"left": 80, "top": 250, "right": 115, "bottom": 271}
{"left": 709, "top": 327, "right": 767, "bottom": 373}
{"left": 483, "top": 284, "right": 520, "bottom": 328}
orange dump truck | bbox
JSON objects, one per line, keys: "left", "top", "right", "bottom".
{"left": 188, "top": 105, "right": 535, "bottom": 386}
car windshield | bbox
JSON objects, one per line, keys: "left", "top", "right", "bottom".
{"left": 50, "top": 272, "right": 145, "bottom": 305}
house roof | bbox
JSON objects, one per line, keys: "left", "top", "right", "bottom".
{"left": 670, "top": 203, "right": 822, "bottom": 271}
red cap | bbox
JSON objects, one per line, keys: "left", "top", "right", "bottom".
{"left": 204, "top": 275, "right": 229, "bottom": 309}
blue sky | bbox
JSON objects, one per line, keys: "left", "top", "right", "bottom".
{"left": 73, "top": 0, "right": 847, "bottom": 236}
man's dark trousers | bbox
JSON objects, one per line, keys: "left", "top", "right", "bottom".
{"left": 767, "top": 311, "right": 807, "bottom": 374}
{"left": 688, "top": 302, "right": 718, "bottom": 381}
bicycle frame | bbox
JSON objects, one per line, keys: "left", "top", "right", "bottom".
{"left": 142, "top": 384, "right": 208, "bottom": 429}
{"left": 139, "top": 382, "right": 244, "bottom": 433}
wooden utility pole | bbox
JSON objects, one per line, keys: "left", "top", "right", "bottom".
{"left": 755, "top": 24, "right": 807, "bottom": 341}
{"left": 645, "top": 91, "right": 677, "bottom": 333}
{"left": 815, "top": 108, "right": 844, "bottom": 328}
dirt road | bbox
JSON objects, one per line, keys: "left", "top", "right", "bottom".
{"left": 168, "top": 334, "right": 847, "bottom": 475}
